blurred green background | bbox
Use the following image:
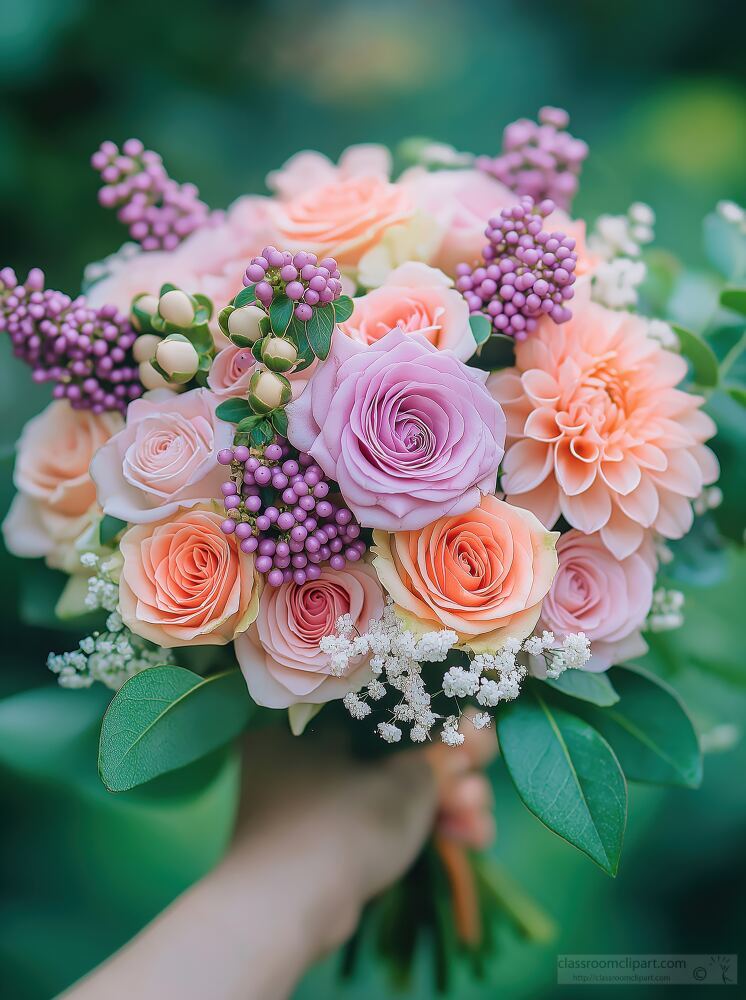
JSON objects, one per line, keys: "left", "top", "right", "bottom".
{"left": 1, "top": 1, "right": 745, "bottom": 997}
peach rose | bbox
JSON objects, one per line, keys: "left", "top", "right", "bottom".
{"left": 3, "top": 401, "right": 122, "bottom": 571}
{"left": 90, "top": 388, "right": 233, "bottom": 524}
{"left": 339, "top": 262, "right": 476, "bottom": 361}
{"left": 266, "top": 145, "right": 414, "bottom": 271}
{"left": 235, "top": 563, "right": 384, "bottom": 708}
{"left": 373, "top": 494, "right": 558, "bottom": 651}
{"left": 119, "top": 506, "right": 260, "bottom": 647}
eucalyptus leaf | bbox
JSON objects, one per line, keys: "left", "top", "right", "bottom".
{"left": 543, "top": 669, "right": 619, "bottom": 706}
{"left": 672, "top": 325, "right": 719, "bottom": 387}
{"left": 233, "top": 285, "right": 257, "bottom": 308}
{"left": 574, "top": 664, "right": 702, "bottom": 788}
{"left": 497, "top": 690, "right": 627, "bottom": 876}
{"left": 215, "top": 398, "right": 252, "bottom": 423}
{"left": 98, "top": 666, "right": 253, "bottom": 792}
{"left": 306, "top": 303, "right": 336, "bottom": 359}
{"left": 269, "top": 294, "right": 293, "bottom": 334}
{"left": 469, "top": 313, "right": 492, "bottom": 347}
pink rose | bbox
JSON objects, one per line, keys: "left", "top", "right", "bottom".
{"left": 208, "top": 344, "right": 314, "bottom": 400}
{"left": 286, "top": 327, "right": 506, "bottom": 531}
{"left": 339, "top": 262, "right": 476, "bottom": 361}
{"left": 266, "top": 145, "right": 414, "bottom": 271}
{"left": 3, "top": 401, "right": 122, "bottom": 571}
{"left": 401, "top": 167, "right": 595, "bottom": 278}
{"left": 119, "top": 506, "right": 260, "bottom": 647}
{"left": 235, "top": 562, "right": 384, "bottom": 708}
{"left": 90, "top": 388, "right": 233, "bottom": 523}
{"left": 87, "top": 196, "right": 277, "bottom": 344}
{"left": 537, "top": 530, "right": 655, "bottom": 671}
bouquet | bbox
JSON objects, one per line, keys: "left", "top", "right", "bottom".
{"left": 2, "top": 107, "right": 743, "bottom": 985}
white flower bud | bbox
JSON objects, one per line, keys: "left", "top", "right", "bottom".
{"left": 249, "top": 369, "right": 291, "bottom": 412}
{"left": 155, "top": 336, "right": 199, "bottom": 378}
{"left": 228, "top": 304, "right": 264, "bottom": 343}
{"left": 131, "top": 294, "right": 159, "bottom": 330}
{"left": 261, "top": 336, "right": 298, "bottom": 372}
{"left": 132, "top": 333, "right": 162, "bottom": 363}
{"left": 139, "top": 361, "right": 171, "bottom": 391}
{"left": 158, "top": 289, "right": 194, "bottom": 327}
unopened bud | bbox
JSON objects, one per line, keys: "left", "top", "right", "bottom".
{"left": 249, "top": 369, "right": 291, "bottom": 413}
{"left": 132, "top": 333, "right": 162, "bottom": 364}
{"left": 139, "top": 361, "right": 171, "bottom": 391}
{"left": 155, "top": 335, "right": 200, "bottom": 378}
{"left": 228, "top": 304, "right": 264, "bottom": 344}
{"left": 158, "top": 289, "right": 194, "bottom": 327}
{"left": 131, "top": 293, "right": 159, "bottom": 330}
{"left": 261, "top": 336, "right": 298, "bottom": 372}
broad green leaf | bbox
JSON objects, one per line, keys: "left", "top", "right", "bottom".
{"left": 98, "top": 666, "right": 253, "bottom": 791}
{"left": 470, "top": 333, "right": 516, "bottom": 372}
{"left": 233, "top": 285, "right": 257, "bottom": 308}
{"left": 469, "top": 313, "right": 492, "bottom": 347}
{"left": 306, "top": 303, "right": 335, "bottom": 359}
{"left": 575, "top": 664, "right": 702, "bottom": 788}
{"left": 236, "top": 413, "right": 264, "bottom": 433}
{"left": 269, "top": 294, "right": 293, "bottom": 334}
{"left": 99, "top": 514, "right": 127, "bottom": 546}
{"left": 215, "top": 397, "right": 252, "bottom": 423}
{"left": 672, "top": 325, "right": 719, "bottom": 387}
{"left": 288, "top": 316, "right": 316, "bottom": 372}
{"left": 333, "top": 295, "right": 354, "bottom": 324}
{"left": 727, "top": 385, "right": 746, "bottom": 407}
{"left": 543, "top": 669, "right": 619, "bottom": 706}
{"left": 271, "top": 407, "right": 288, "bottom": 437}
{"left": 497, "top": 691, "right": 627, "bottom": 875}
{"left": 720, "top": 287, "right": 746, "bottom": 316}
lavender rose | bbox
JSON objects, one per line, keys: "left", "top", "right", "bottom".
{"left": 286, "top": 327, "right": 506, "bottom": 531}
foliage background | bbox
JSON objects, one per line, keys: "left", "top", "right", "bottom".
{"left": 1, "top": 0, "right": 745, "bottom": 996}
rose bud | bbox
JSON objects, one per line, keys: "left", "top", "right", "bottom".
{"left": 228, "top": 304, "right": 265, "bottom": 344}
{"left": 139, "top": 360, "right": 172, "bottom": 391}
{"left": 132, "top": 333, "right": 162, "bottom": 363}
{"left": 131, "top": 293, "right": 159, "bottom": 330}
{"left": 156, "top": 335, "right": 200, "bottom": 379}
{"left": 158, "top": 288, "right": 195, "bottom": 327}
{"left": 261, "top": 336, "right": 298, "bottom": 373}
{"left": 249, "top": 369, "right": 292, "bottom": 413}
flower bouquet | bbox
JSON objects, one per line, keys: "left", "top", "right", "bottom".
{"left": 3, "top": 107, "right": 743, "bottom": 985}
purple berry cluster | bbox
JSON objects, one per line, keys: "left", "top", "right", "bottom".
{"left": 476, "top": 107, "right": 588, "bottom": 212}
{"left": 91, "top": 139, "right": 216, "bottom": 251}
{"left": 244, "top": 247, "right": 342, "bottom": 323}
{"left": 456, "top": 197, "right": 577, "bottom": 340}
{"left": 217, "top": 441, "right": 366, "bottom": 587}
{"left": 0, "top": 267, "right": 142, "bottom": 413}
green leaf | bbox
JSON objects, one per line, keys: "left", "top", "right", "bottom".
{"left": 271, "top": 407, "right": 288, "bottom": 437}
{"left": 306, "top": 303, "right": 336, "bottom": 360}
{"left": 574, "top": 664, "right": 702, "bottom": 788}
{"left": 215, "top": 398, "right": 252, "bottom": 423}
{"left": 672, "top": 325, "right": 719, "bottom": 388}
{"left": 99, "top": 515, "right": 127, "bottom": 546}
{"left": 470, "top": 333, "right": 516, "bottom": 372}
{"left": 333, "top": 295, "right": 354, "bottom": 324}
{"left": 720, "top": 287, "right": 746, "bottom": 316}
{"left": 543, "top": 669, "right": 619, "bottom": 707}
{"left": 288, "top": 316, "right": 316, "bottom": 372}
{"left": 269, "top": 294, "right": 293, "bottom": 334}
{"left": 249, "top": 420, "right": 274, "bottom": 447}
{"left": 727, "top": 385, "right": 746, "bottom": 407}
{"left": 469, "top": 313, "right": 492, "bottom": 347}
{"left": 98, "top": 666, "right": 253, "bottom": 792}
{"left": 235, "top": 413, "right": 264, "bottom": 433}
{"left": 233, "top": 285, "right": 257, "bottom": 308}
{"left": 497, "top": 691, "right": 627, "bottom": 876}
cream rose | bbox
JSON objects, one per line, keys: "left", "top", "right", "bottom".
{"left": 3, "top": 401, "right": 122, "bottom": 571}
{"left": 119, "top": 506, "right": 260, "bottom": 647}
{"left": 235, "top": 563, "right": 384, "bottom": 707}
{"left": 90, "top": 387, "right": 233, "bottom": 523}
{"left": 339, "top": 262, "right": 477, "bottom": 361}
{"left": 373, "top": 494, "right": 558, "bottom": 651}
